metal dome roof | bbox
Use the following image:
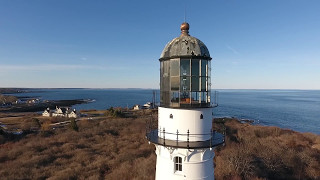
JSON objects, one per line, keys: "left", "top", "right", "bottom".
{"left": 160, "top": 23, "right": 211, "bottom": 60}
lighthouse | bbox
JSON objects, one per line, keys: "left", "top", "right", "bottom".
{"left": 146, "top": 22, "right": 224, "bottom": 180}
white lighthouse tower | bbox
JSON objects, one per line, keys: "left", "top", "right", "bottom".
{"left": 146, "top": 22, "right": 224, "bottom": 180}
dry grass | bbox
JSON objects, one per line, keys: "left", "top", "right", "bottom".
{"left": 0, "top": 113, "right": 319, "bottom": 180}
{"left": 0, "top": 110, "right": 156, "bottom": 180}
{"left": 214, "top": 118, "right": 320, "bottom": 180}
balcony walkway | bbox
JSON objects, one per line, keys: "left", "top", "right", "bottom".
{"left": 146, "top": 130, "right": 224, "bottom": 149}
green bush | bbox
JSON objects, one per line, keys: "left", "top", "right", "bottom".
{"left": 69, "top": 119, "right": 78, "bottom": 132}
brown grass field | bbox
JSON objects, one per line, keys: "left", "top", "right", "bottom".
{"left": 0, "top": 110, "right": 319, "bottom": 180}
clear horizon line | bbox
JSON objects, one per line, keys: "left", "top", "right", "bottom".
{"left": 0, "top": 87, "right": 319, "bottom": 91}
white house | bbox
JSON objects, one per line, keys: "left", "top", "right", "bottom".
{"left": 42, "top": 108, "right": 52, "bottom": 117}
{"left": 133, "top": 104, "right": 141, "bottom": 110}
{"left": 43, "top": 107, "right": 78, "bottom": 118}
{"left": 142, "top": 102, "right": 153, "bottom": 109}
{"left": 67, "top": 109, "right": 78, "bottom": 118}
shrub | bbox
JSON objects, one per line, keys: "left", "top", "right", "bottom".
{"left": 69, "top": 119, "right": 78, "bottom": 132}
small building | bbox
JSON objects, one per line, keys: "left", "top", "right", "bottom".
{"left": 133, "top": 104, "right": 141, "bottom": 110}
{"left": 42, "top": 108, "right": 52, "bottom": 117}
{"left": 143, "top": 102, "right": 151, "bottom": 109}
{"left": 27, "top": 99, "right": 40, "bottom": 104}
{"left": 14, "top": 99, "right": 22, "bottom": 104}
{"left": 52, "top": 107, "right": 67, "bottom": 117}
{"left": 142, "top": 102, "right": 153, "bottom": 109}
{"left": 43, "top": 107, "right": 78, "bottom": 118}
{"left": 67, "top": 109, "right": 78, "bottom": 118}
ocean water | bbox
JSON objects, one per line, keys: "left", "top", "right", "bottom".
{"left": 214, "top": 90, "right": 320, "bottom": 135}
{"left": 11, "top": 89, "right": 320, "bottom": 134}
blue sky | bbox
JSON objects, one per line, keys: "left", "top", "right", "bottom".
{"left": 0, "top": 0, "right": 319, "bottom": 89}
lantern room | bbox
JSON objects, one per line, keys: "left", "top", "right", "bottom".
{"left": 159, "top": 23, "right": 212, "bottom": 108}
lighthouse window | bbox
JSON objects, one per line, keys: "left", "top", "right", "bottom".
{"left": 160, "top": 61, "right": 163, "bottom": 78}
{"left": 170, "top": 114, "right": 173, "bottom": 119}
{"left": 170, "top": 59, "right": 179, "bottom": 76}
{"left": 180, "top": 59, "right": 190, "bottom": 76}
{"left": 163, "top": 61, "right": 170, "bottom": 77}
{"left": 180, "top": 77, "right": 190, "bottom": 91}
{"left": 171, "top": 77, "right": 180, "bottom": 91}
{"left": 174, "top": 156, "right": 182, "bottom": 172}
{"left": 201, "top": 60, "right": 207, "bottom": 76}
{"left": 191, "top": 92, "right": 200, "bottom": 104}
{"left": 191, "top": 59, "right": 199, "bottom": 76}
{"left": 200, "top": 114, "right": 203, "bottom": 119}
{"left": 201, "top": 92, "right": 208, "bottom": 103}
{"left": 171, "top": 91, "right": 179, "bottom": 107}
{"left": 201, "top": 77, "right": 207, "bottom": 91}
{"left": 208, "top": 61, "right": 211, "bottom": 77}
{"left": 191, "top": 77, "right": 200, "bottom": 91}
{"left": 208, "top": 77, "right": 211, "bottom": 91}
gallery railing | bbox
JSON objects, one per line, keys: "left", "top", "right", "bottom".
{"left": 146, "top": 128, "right": 225, "bottom": 149}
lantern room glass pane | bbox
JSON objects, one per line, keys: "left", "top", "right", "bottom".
{"left": 160, "top": 61, "right": 163, "bottom": 77}
{"left": 201, "top": 60, "right": 207, "bottom": 76}
{"left": 191, "top": 77, "right": 200, "bottom": 91}
{"left": 201, "top": 92, "right": 207, "bottom": 103}
{"left": 160, "top": 61, "right": 163, "bottom": 90}
{"left": 161, "top": 91, "right": 170, "bottom": 107}
{"left": 180, "top": 59, "right": 190, "bottom": 76}
{"left": 171, "top": 91, "right": 179, "bottom": 102}
{"left": 208, "top": 77, "right": 211, "bottom": 91}
{"left": 201, "top": 77, "right": 207, "bottom": 91}
{"left": 171, "top": 77, "right": 180, "bottom": 91}
{"left": 164, "top": 60, "right": 170, "bottom": 77}
{"left": 191, "top": 60, "right": 199, "bottom": 76}
{"left": 208, "top": 61, "right": 211, "bottom": 77}
{"left": 191, "top": 92, "right": 200, "bottom": 104}
{"left": 171, "top": 91, "right": 179, "bottom": 107}
{"left": 180, "top": 77, "right": 190, "bottom": 91}
{"left": 161, "top": 60, "right": 170, "bottom": 93}
{"left": 163, "top": 76, "right": 169, "bottom": 92}
{"left": 180, "top": 91, "right": 190, "bottom": 104}
{"left": 170, "top": 59, "right": 179, "bottom": 76}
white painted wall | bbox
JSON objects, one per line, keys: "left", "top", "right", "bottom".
{"left": 158, "top": 107, "right": 212, "bottom": 141}
{"left": 155, "top": 145, "right": 215, "bottom": 180}
{"left": 42, "top": 111, "right": 51, "bottom": 117}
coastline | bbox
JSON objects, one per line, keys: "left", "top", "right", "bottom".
{"left": 0, "top": 88, "right": 90, "bottom": 113}
{"left": 1, "top": 88, "right": 320, "bottom": 135}
{"left": 0, "top": 99, "right": 89, "bottom": 113}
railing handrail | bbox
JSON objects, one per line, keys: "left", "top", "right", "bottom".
{"left": 154, "top": 129, "right": 216, "bottom": 136}
{"left": 146, "top": 128, "right": 225, "bottom": 149}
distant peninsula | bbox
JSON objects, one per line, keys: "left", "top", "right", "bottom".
{"left": 0, "top": 88, "right": 89, "bottom": 113}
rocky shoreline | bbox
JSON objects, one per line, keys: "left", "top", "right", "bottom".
{"left": 0, "top": 99, "right": 89, "bottom": 113}
{"left": 1, "top": 88, "right": 90, "bottom": 113}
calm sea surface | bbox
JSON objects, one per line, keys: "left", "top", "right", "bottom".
{"left": 11, "top": 89, "right": 320, "bottom": 134}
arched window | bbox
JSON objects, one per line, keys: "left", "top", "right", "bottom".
{"left": 170, "top": 114, "right": 173, "bottom": 119}
{"left": 200, "top": 114, "right": 203, "bottom": 119}
{"left": 174, "top": 156, "right": 182, "bottom": 172}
